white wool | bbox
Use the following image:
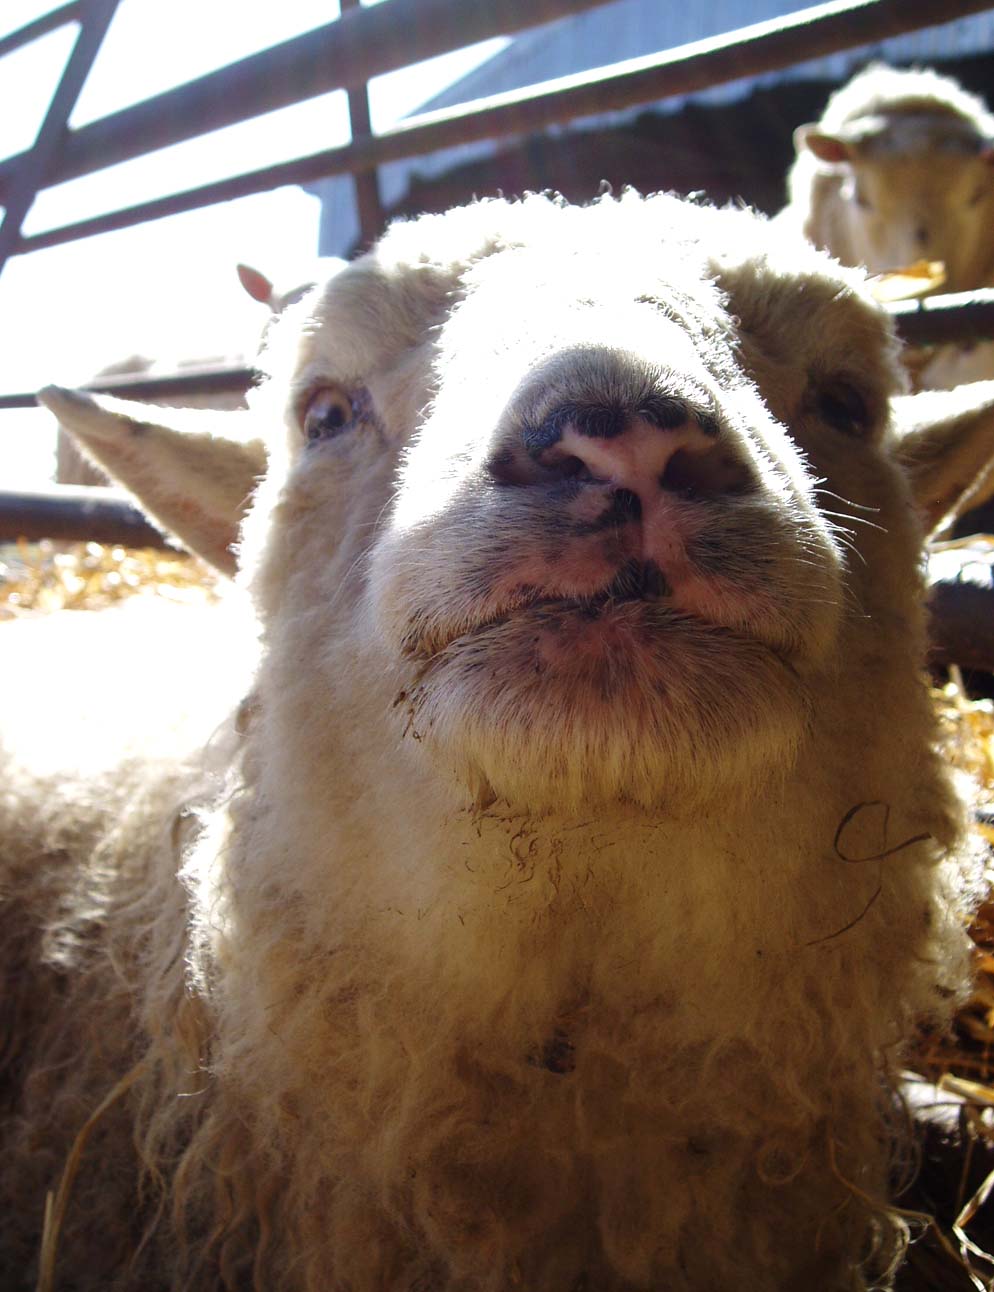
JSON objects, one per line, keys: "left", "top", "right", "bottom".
{"left": 1, "top": 192, "right": 987, "bottom": 1291}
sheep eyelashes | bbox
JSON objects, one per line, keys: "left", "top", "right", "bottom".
{"left": 6, "top": 191, "right": 994, "bottom": 1291}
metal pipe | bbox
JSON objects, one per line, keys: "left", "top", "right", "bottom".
{"left": 81, "top": 366, "right": 257, "bottom": 402}
{"left": 888, "top": 291, "right": 994, "bottom": 346}
{"left": 339, "top": 0, "right": 385, "bottom": 251}
{"left": 0, "top": 3, "right": 82, "bottom": 60}
{"left": 0, "top": 0, "right": 619, "bottom": 204}
{"left": 0, "top": 366, "right": 255, "bottom": 411}
{"left": 0, "top": 487, "right": 172, "bottom": 548}
{"left": 16, "top": 0, "right": 994, "bottom": 256}
{"left": 0, "top": 0, "right": 119, "bottom": 278}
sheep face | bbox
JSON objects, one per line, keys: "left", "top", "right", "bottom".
{"left": 849, "top": 148, "right": 994, "bottom": 288}
{"left": 802, "top": 117, "right": 994, "bottom": 289}
{"left": 788, "top": 66, "right": 994, "bottom": 305}
{"left": 249, "top": 195, "right": 917, "bottom": 813}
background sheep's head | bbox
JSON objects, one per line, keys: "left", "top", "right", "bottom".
{"left": 41, "top": 193, "right": 994, "bottom": 813}
{"left": 791, "top": 65, "right": 994, "bottom": 292}
{"left": 797, "top": 115, "right": 994, "bottom": 288}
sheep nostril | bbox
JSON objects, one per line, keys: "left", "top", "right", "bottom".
{"left": 661, "top": 446, "right": 754, "bottom": 498}
{"left": 553, "top": 454, "right": 591, "bottom": 481}
{"left": 914, "top": 224, "right": 929, "bottom": 248}
{"left": 485, "top": 447, "right": 593, "bottom": 487}
{"left": 485, "top": 447, "right": 527, "bottom": 486}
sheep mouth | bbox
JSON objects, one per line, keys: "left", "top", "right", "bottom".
{"left": 404, "top": 560, "right": 691, "bottom": 661}
{"left": 400, "top": 557, "right": 809, "bottom": 672}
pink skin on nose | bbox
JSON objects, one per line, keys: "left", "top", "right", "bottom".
{"left": 555, "top": 417, "right": 714, "bottom": 566}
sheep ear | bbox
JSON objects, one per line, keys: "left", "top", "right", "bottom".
{"left": 794, "top": 125, "right": 852, "bottom": 164}
{"left": 36, "top": 386, "right": 267, "bottom": 575}
{"left": 892, "top": 382, "right": 994, "bottom": 534}
{"left": 237, "top": 262, "right": 278, "bottom": 310}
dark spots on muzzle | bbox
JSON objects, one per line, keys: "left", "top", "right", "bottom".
{"left": 529, "top": 1029, "right": 576, "bottom": 1075}
{"left": 522, "top": 395, "right": 697, "bottom": 454}
{"left": 640, "top": 394, "right": 717, "bottom": 436}
{"left": 522, "top": 404, "right": 626, "bottom": 451}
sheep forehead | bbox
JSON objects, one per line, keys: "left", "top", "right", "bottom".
{"left": 298, "top": 196, "right": 878, "bottom": 381}
{"left": 821, "top": 63, "right": 994, "bottom": 136}
{"left": 299, "top": 261, "right": 440, "bottom": 380}
{"left": 440, "top": 230, "right": 731, "bottom": 372}
{"left": 854, "top": 113, "right": 988, "bottom": 159}
{"left": 854, "top": 151, "right": 988, "bottom": 211}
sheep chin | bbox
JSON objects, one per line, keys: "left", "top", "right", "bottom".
{"left": 400, "top": 606, "right": 808, "bottom": 814}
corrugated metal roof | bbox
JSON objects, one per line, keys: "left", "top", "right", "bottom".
{"left": 314, "top": 1, "right": 994, "bottom": 255}
{"left": 419, "top": 2, "right": 994, "bottom": 114}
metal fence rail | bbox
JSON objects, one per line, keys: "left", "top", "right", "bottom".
{"left": 0, "top": 486, "right": 172, "bottom": 548}
{"left": 0, "top": 0, "right": 616, "bottom": 197}
{"left": 887, "top": 291, "right": 994, "bottom": 347}
{"left": 0, "top": 0, "right": 119, "bottom": 269}
{"left": 0, "top": 0, "right": 621, "bottom": 264}
{"left": 0, "top": 3, "right": 82, "bottom": 61}
{"left": 8, "top": 0, "right": 993, "bottom": 258}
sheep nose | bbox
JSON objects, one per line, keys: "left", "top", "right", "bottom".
{"left": 488, "top": 401, "right": 753, "bottom": 501}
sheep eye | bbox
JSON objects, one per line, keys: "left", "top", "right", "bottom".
{"left": 816, "top": 382, "right": 870, "bottom": 436}
{"left": 302, "top": 385, "right": 359, "bottom": 442}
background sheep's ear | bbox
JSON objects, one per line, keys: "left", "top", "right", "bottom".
{"left": 36, "top": 386, "right": 267, "bottom": 575}
{"left": 794, "top": 125, "right": 852, "bottom": 164}
{"left": 892, "top": 382, "right": 994, "bottom": 534}
{"left": 237, "top": 262, "right": 278, "bottom": 311}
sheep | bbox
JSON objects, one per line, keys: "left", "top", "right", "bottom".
{"left": 782, "top": 63, "right": 994, "bottom": 390}
{"left": 4, "top": 190, "right": 994, "bottom": 1292}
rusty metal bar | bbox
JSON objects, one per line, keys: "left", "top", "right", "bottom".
{"left": 0, "top": 0, "right": 118, "bottom": 279}
{"left": 81, "top": 365, "right": 256, "bottom": 402}
{"left": 339, "top": 0, "right": 384, "bottom": 251}
{"left": 0, "top": 365, "right": 255, "bottom": 410}
{"left": 15, "top": 0, "right": 994, "bottom": 257}
{"left": 0, "top": 3, "right": 82, "bottom": 60}
{"left": 0, "top": 0, "right": 619, "bottom": 204}
{"left": 888, "top": 291, "right": 994, "bottom": 346}
{"left": 0, "top": 486, "right": 172, "bottom": 548}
